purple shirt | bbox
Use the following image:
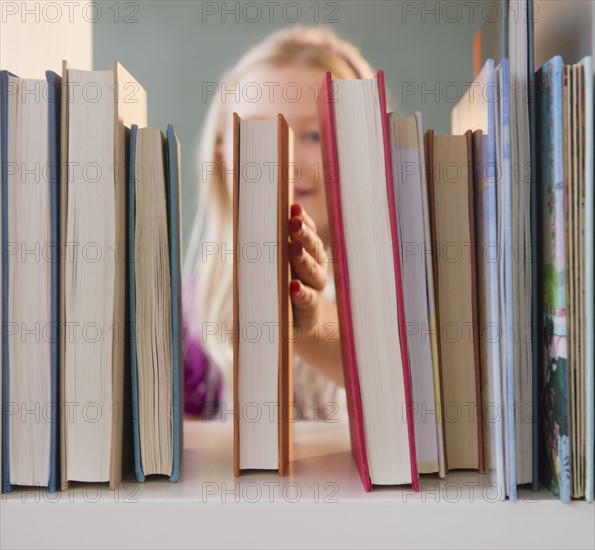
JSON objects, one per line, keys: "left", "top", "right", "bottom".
{"left": 183, "top": 278, "right": 223, "bottom": 417}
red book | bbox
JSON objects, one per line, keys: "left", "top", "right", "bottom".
{"left": 317, "top": 70, "right": 418, "bottom": 492}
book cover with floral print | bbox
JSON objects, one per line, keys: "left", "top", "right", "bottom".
{"left": 536, "top": 55, "right": 571, "bottom": 502}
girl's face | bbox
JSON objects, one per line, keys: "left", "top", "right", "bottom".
{"left": 220, "top": 63, "right": 330, "bottom": 245}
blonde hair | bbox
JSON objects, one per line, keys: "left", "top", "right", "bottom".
{"left": 184, "top": 26, "right": 377, "bottom": 400}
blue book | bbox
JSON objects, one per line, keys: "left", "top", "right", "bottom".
{"left": 495, "top": 58, "right": 518, "bottom": 501}
{"left": 452, "top": 59, "right": 506, "bottom": 499}
{"left": 129, "top": 124, "right": 182, "bottom": 482}
{"left": 0, "top": 70, "right": 13, "bottom": 495}
{"left": 167, "top": 124, "right": 183, "bottom": 483}
{"left": 474, "top": 0, "right": 539, "bottom": 492}
{"left": 1, "top": 70, "right": 61, "bottom": 493}
{"left": 536, "top": 56, "right": 571, "bottom": 503}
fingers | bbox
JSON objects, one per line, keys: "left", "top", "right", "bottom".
{"left": 289, "top": 216, "right": 327, "bottom": 265}
{"left": 288, "top": 241, "right": 327, "bottom": 291}
{"left": 291, "top": 203, "right": 317, "bottom": 234}
{"left": 289, "top": 279, "right": 317, "bottom": 311}
{"left": 288, "top": 202, "right": 327, "bottom": 293}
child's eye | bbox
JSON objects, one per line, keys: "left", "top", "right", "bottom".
{"left": 303, "top": 131, "right": 320, "bottom": 143}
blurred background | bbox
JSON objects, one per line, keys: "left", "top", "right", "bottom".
{"left": 92, "top": 0, "right": 481, "bottom": 248}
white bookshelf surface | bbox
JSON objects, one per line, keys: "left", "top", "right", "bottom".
{"left": 1, "top": 419, "right": 593, "bottom": 550}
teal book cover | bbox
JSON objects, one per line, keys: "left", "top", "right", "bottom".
{"left": 536, "top": 55, "right": 571, "bottom": 503}
{"left": 129, "top": 124, "right": 182, "bottom": 483}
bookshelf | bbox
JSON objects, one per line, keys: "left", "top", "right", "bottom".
{"left": 1, "top": 420, "right": 593, "bottom": 550}
{"left": 1, "top": 2, "right": 594, "bottom": 548}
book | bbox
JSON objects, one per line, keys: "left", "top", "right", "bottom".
{"left": 526, "top": 0, "right": 539, "bottom": 496}
{"left": 389, "top": 111, "right": 445, "bottom": 477}
{"left": 473, "top": 0, "right": 534, "bottom": 77}
{"left": 0, "top": 70, "right": 61, "bottom": 493}
{"left": 535, "top": 54, "right": 594, "bottom": 502}
{"left": 0, "top": 70, "right": 4, "bottom": 494}
{"left": 536, "top": 55, "right": 570, "bottom": 502}
{"left": 565, "top": 56, "right": 593, "bottom": 500}
{"left": 60, "top": 61, "right": 147, "bottom": 489}
{"left": 472, "top": 0, "right": 508, "bottom": 77}
{"left": 451, "top": 58, "right": 506, "bottom": 498}
{"left": 495, "top": 58, "right": 518, "bottom": 500}
{"left": 232, "top": 113, "right": 293, "bottom": 475}
{"left": 318, "top": 70, "right": 418, "bottom": 491}
{"left": 474, "top": 0, "right": 538, "bottom": 491}
{"left": 579, "top": 55, "right": 594, "bottom": 503}
{"left": 564, "top": 61, "right": 576, "bottom": 500}
{"left": 508, "top": 1, "right": 534, "bottom": 490}
{"left": 129, "top": 124, "right": 183, "bottom": 481}
{"left": 424, "top": 129, "right": 484, "bottom": 473}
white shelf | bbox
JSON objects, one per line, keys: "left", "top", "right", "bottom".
{"left": 1, "top": 419, "right": 593, "bottom": 549}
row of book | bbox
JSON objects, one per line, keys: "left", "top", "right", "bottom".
{"left": 1, "top": 3, "right": 592, "bottom": 504}
{"left": 0, "top": 62, "right": 183, "bottom": 493}
{"left": 233, "top": 7, "right": 594, "bottom": 502}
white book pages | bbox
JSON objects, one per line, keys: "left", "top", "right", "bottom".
{"left": 391, "top": 114, "right": 439, "bottom": 474}
{"left": 7, "top": 76, "right": 52, "bottom": 486}
{"left": 334, "top": 78, "right": 412, "bottom": 485}
{"left": 64, "top": 69, "right": 115, "bottom": 482}
{"left": 134, "top": 128, "right": 173, "bottom": 476}
{"left": 237, "top": 119, "right": 279, "bottom": 470}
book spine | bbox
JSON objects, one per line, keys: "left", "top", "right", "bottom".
{"left": 1, "top": 70, "right": 13, "bottom": 494}
{"left": 167, "top": 124, "right": 183, "bottom": 483}
{"left": 277, "top": 114, "right": 291, "bottom": 477}
{"left": 46, "top": 70, "right": 62, "bottom": 493}
{"left": 464, "top": 130, "right": 485, "bottom": 473}
{"left": 527, "top": 0, "right": 540, "bottom": 494}
{"left": 128, "top": 125, "right": 144, "bottom": 483}
{"left": 59, "top": 60, "right": 69, "bottom": 492}
{"left": 232, "top": 112, "right": 240, "bottom": 477}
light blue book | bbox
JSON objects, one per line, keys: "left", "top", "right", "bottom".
{"left": 451, "top": 59, "right": 505, "bottom": 499}
{"left": 495, "top": 58, "right": 517, "bottom": 501}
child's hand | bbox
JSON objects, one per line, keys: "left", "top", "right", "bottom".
{"left": 288, "top": 203, "right": 328, "bottom": 333}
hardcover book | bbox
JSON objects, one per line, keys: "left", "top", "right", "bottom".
{"left": 318, "top": 70, "right": 418, "bottom": 491}
{"left": 60, "top": 61, "right": 147, "bottom": 489}
{"left": 129, "top": 124, "right": 183, "bottom": 482}
{"left": 389, "top": 111, "right": 445, "bottom": 477}
{"left": 424, "top": 129, "right": 484, "bottom": 474}
{"left": 1, "top": 70, "right": 61, "bottom": 493}
{"left": 536, "top": 55, "right": 570, "bottom": 502}
{"left": 232, "top": 113, "right": 293, "bottom": 476}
